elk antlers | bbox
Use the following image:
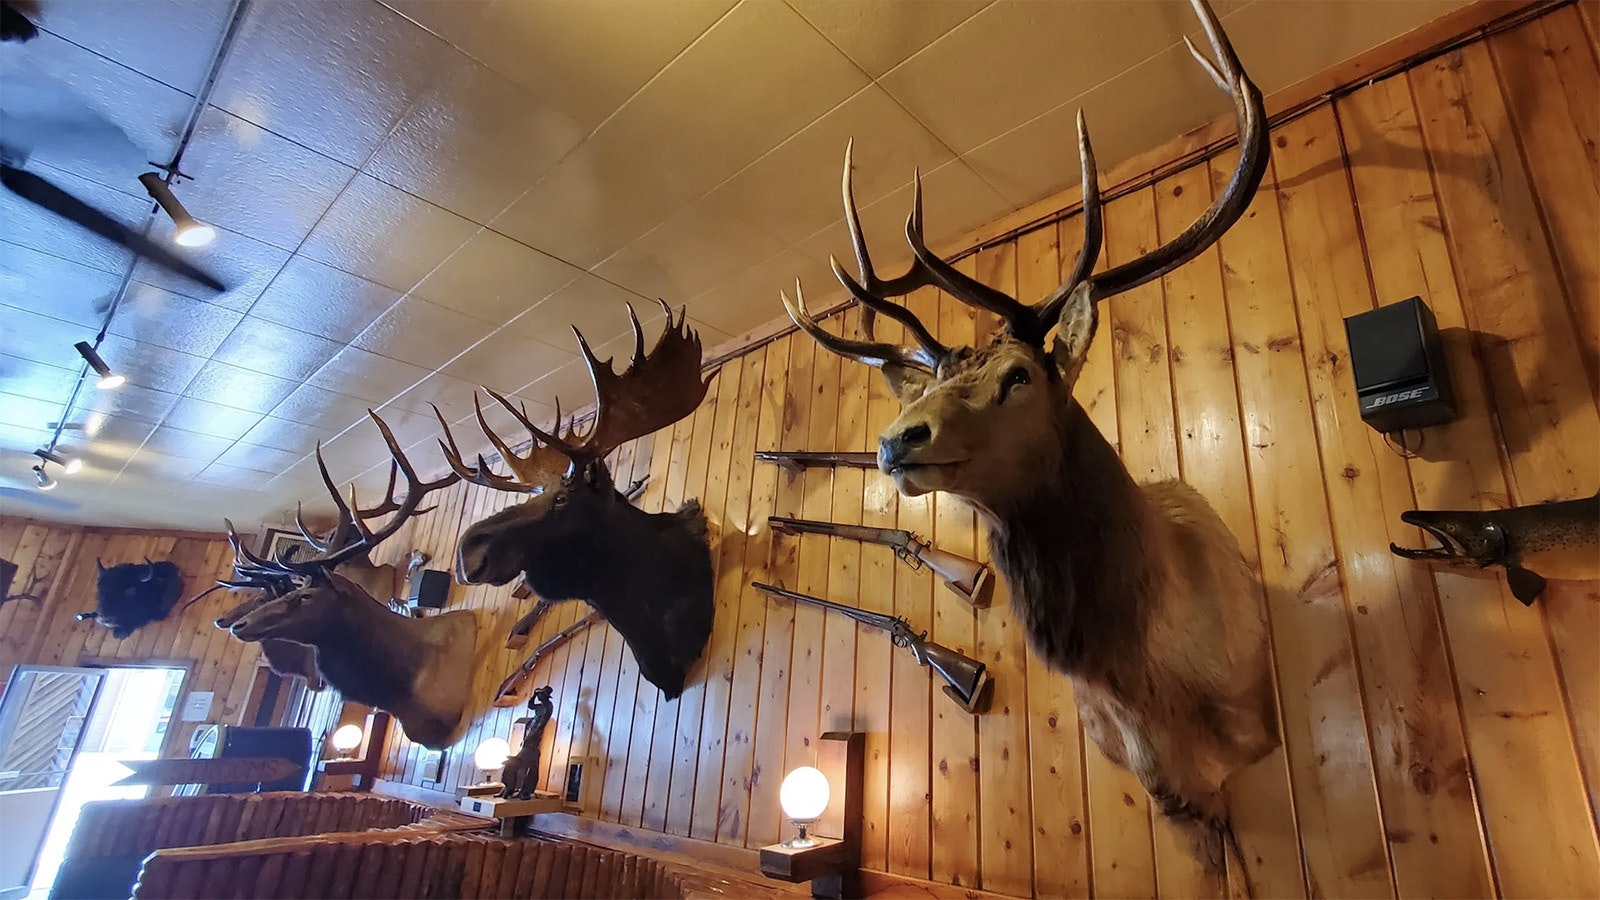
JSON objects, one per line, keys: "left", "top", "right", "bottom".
{"left": 785, "top": 0, "right": 1268, "bottom": 363}
{"left": 433, "top": 299, "right": 713, "bottom": 494}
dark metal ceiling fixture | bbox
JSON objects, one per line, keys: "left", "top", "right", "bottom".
{"left": 32, "top": 464, "right": 56, "bottom": 491}
{"left": 138, "top": 172, "right": 215, "bottom": 247}
{"left": 74, "top": 340, "right": 124, "bottom": 390}
{"left": 33, "top": 448, "right": 81, "bottom": 475}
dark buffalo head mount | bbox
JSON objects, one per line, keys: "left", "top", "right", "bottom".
{"left": 376, "top": 300, "right": 716, "bottom": 699}
{"left": 80, "top": 558, "right": 185, "bottom": 639}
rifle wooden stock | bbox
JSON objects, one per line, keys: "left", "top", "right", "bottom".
{"left": 915, "top": 546, "right": 992, "bottom": 607}
{"left": 494, "top": 612, "right": 601, "bottom": 707}
{"left": 767, "top": 516, "right": 992, "bottom": 608}
{"left": 504, "top": 597, "right": 563, "bottom": 649}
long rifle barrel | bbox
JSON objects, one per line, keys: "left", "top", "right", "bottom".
{"left": 755, "top": 450, "right": 879, "bottom": 472}
{"left": 751, "top": 581, "right": 897, "bottom": 631}
{"left": 493, "top": 611, "right": 601, "bottom": 706}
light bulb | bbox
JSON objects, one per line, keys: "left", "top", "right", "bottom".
{"left": 174, "top": 221, "right": 216, "bottom": 248}
{"left": 331, "top": 724, "right": 363, "bottom": 754}
{"left": 97, "top": 372, "right": 126, "bottom": 389}
{"left": 779, "top": 766, "right": 830, "bottom": 822}
{"left": 474, "top": 737, "right": 510, "bottom": 772}
{"left": 62, "top": 457, "right": 83, "bottom": 475}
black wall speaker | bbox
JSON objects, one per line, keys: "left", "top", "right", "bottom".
{"left": 1342, "top": 296, "right": 1456, "bottom": 433}
{"left": 408, "top": 568, "right": 450, "bottom": 609}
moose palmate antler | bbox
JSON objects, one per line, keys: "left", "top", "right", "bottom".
{"left": 782, "top": 0, "right": 1269, "bottom": 366}
{"left": 430, "top": 298, "right": 713, "bottom": 495}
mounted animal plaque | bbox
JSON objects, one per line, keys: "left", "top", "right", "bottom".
{"left": 78, "top": 558, "right": 184, "bottom": 638}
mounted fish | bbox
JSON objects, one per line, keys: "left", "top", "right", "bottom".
{"left": 1390, "top": 490, "right": 1600, "bottom": 604}
{"left": 78, "top": 558, "right": 184, "bottom": 639}
{"left": 218, "top": 419, "right": 477, "bottom": 749}
{"left": 384, "top": 299, "right": 715, "bottom": 699}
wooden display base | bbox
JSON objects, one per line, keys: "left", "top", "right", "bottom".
{"left": 759, "top": 839, "right": 858, "bottom": 899}
{"left": 458, "top": 791, "right": 564, "bottom": 837}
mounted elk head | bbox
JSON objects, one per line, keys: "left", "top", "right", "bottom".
{"left": 401, "top": 300, "right": 715, "bottom": 699}
{"left": 78, "top": 558, "right": 184, "bottom": 639}
{"left": 783, "top": 0, "right": 1277, "bottom": 877}
{"left": 216, "top": 422, "right": 477, "bottom": 748}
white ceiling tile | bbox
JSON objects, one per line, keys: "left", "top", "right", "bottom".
{"left": 0, "top": 243, "right": 124, "bottom": 328}
{"left": 0, "top": 390, "right": 64, "bottom": 433}
{"left": 32, "top": 0, "right": 234, "bottom": 95}
{"left": 182, "top": 359, "right": 298, "bottom": 413}
{"left": 211, "top": 0, "right": 458, "bottom": 167}
{"left": 879, "top": 0, "right": 1246, "bottom": 155}
{"left": 364, "top": 56, "right": 586, "bottom": 222}
{"left": 112, "top": 284, "right": 246, "bottom": 359}
{"left": 0, "top": 165, "right": 149, "bottom": 275}
{"left": 686, "top": 248, "right": 832, "bottom": 337}
{"left": 240, "top": 415, "right": 335, "bottom": 456}
{"left": 269, "top": 383, "right": 376, "bottom": 430}
{"left": 246, "top": 255, "right": 403, "bottom": 343}
{"left": 442, "top": 330, "right": 575, "bottom": 397}
{"left": 177, "top": 107, "right": 357, "bottom": 250}
{"left": 379, "top": 0, "right": 493, "bottom": 51}
{"left": 388, "top": 371, "right": 482, "bottom": 423}
{"left": 592, "top": 196, "right": 787, "bottom": 304}
{"left": 502, "top": 273, "right": 652, "bottom": 348}
{"left": 687, "top": 316, "right": 733, "bottom": 348}
{"left": 413, "top": 229, "right": 584, "bottom": 324}
{"left": 195, "top": 460, "right": 281, "bottom": 488}
{"left": 161, "top": 395, "right": 265, "bottom": 442}
{"left": 140, "top": 424, "right": 235, "bottom": 462}
{"left": 214, "top": 441, "right": 306, "bottom": 476}
{"left": 69, "top": 383, "right": 182, "bottom": 427}
{"left": 429, "top": 0, "right": 737, "bottom": 131}
{"left": 306, "top": 346, "right": 432, "bottom": 406}
{"left": 298, "top": 176, "right": 480, "bottom": 292}
{"left": 0, "top": 357, "right": 78, "bottom": 407}
{"left": 788, "top": 0, "right": 992, "bottom": 77}
{"left": 96, "top": 334, "right": 208, "bottom": 395}
{"left": 131, "top": 219, "right": 294, "bottom": 314}
{"left": 707, "top": 84, "right": 956, "bottom": 244}
{"left": 352, "top": 295, "right": 492, "bottom": 369}
{"left": 211, "top": 315, "right": 345, "bottom": 382}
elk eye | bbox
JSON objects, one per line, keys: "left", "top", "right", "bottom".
{"left": 999, "top": 366, "right": 1031, "bottom": 402}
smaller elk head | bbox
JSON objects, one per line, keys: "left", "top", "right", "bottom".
{"left": 782, "top": 1, "right": 1267, "bottom": 519}
{"left": 80, "top": 558, "right": 185, "bottom": 639}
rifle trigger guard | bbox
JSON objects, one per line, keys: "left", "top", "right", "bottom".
{"left": 895, "top": 545, "right": 924, "bottom": 570}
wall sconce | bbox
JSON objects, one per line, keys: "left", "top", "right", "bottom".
{"left": 138, "top": 172, "right": 215, "bottom": 248}
{"left": 761, "top": 732, "right": 863, "bottom": 899}
{"left": 74, "top": 341, "right": 124, "bottom": 389}
{"left": 330, "top": 724, "right": 364, "bottom": 759}
{"left": 32, "top": 465, "right": 56, "bottom": 491}
{"left": 34, "top": 448, "right": 82, "bottom": 476}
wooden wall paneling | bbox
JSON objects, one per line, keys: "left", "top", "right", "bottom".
{"left": 784, "top": 326, "right": 841, "bottom": 791}
{"left": 688, "top": 354, "right": 763, "bottom": 842}
{"left": 1413, "top": 38, "right": 1600, "bottom": 828}
{"left": 719, "top": 337, "right": 792, "bottom": 847}
{"left": 629, "top": 411, "right": 697, "bottom": 828}
{"left": 1217, "top": 147, "right": 1393, "bottom": 898}
{"left": 1581, "top": 0, "right": 1600, "bottom": 49}
{"left": 664, "top": 364, "right": 737, "bottom": 836}
{"left": 0, "top": 524, "right": 53, "bottom": 679}
{"left": 605, "top": 426, "right": 673, "bottom": 823}
{"left": 886, "top": 287, "right": 936, "bottom": 881}
{"left": 645, "top": 383, "right": 720, "bottom": 832}
{"left": 41, "top": 530, "right": 111, "bottom": 668}
{"left": 543, "top": 597, "right": 590, "bottom": 794}
{"left": 1072, "top": 206, "right": 1158, "bottom": 900}
{"left": 965, "top": 241, "right": 1035, "bottom": 897}
{"left": 1275, "top": 104, "right": 1492, "bottom": 898}
{"left": 1017, "top": 220, "right": 1092, "bottom": 900}
{"left": 1153, "top": 161, "right": 1305, "bottom": 899}
{"left": 1108, "top": 185, "right": 1215, "bottom": 900}
{"left": 929, "top": 264, "right": 980, "bottom": 890}
{"left": 748, "top": 333, "right": 815, "bottom": 848}
{"left": 819, "top": 332, "right": 868, "bottom": 740}
{"left": 1489, "top": 8, "right": 1599, "bottom": 401}
{"left": 855, "top": 306, "right": 899, "bottom": 874}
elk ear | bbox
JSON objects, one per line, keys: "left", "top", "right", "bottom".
{"left": 324, "top": 571, "right": 368, "bottom": 598}
{"left": 881, "top": 363, "right": 933, "bottom": 405}
{"left": 1049, "top": 282, "right": 1098, "bottom": 386}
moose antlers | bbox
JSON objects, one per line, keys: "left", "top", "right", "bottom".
{"left": 433, "top": 299, "right": 713, "bottom": 494}
{"left": 784, "top": 0, "right": 1268, "bottom": 365}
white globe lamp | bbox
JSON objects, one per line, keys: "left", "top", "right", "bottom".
{"left": 474, "top": 737, "right": 511, "bottom": 784}
{"left": 779, "top": 766, "right": 830, "bottom": 848}
{"left": 330, "top": 724, "right": 364, "bottom": 759}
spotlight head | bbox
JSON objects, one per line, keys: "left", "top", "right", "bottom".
{"left": 74, "top": 341, "right": 124, "bottom": 390}
{"left": 139, "top": 172, "right": 216, "bottom": 248}
{"left": 34, "top": 448, "right": 82, "bottom": 475}
{"left": 33, "top": 465, "right": 57, "bottom": 491}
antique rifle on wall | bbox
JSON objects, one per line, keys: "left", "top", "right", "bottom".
{"left": 753, "top": 581, "right": 992, "bottom": 714}
{"left": 754, "top": 450, "right": 878, "bottom": 473}
{"left": 494, "top": 612, "right": 602, "bottom": 707}
{"left": 768, "top": 515, "right": 992, "bottom": 606}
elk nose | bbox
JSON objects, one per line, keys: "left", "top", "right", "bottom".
{"left": 879, "top": 422, "right": 932, "bottom": 468}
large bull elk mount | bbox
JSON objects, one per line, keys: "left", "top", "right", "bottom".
{"left": 384, "top": 300, "right": 716, "bottom": 700}
{"left": 781, "top": 0, "right": 1277, "bottom": 880}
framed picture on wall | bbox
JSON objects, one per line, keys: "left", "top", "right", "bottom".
{"left": 260, "top": 526, "right": 314, "bottom": 565}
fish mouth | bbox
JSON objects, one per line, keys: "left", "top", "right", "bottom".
{"left": 1391, "top": 515, "right": 1466, "bottom": 561}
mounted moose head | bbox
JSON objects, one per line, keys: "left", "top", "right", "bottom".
{"left": 214, "top": 425, "right": 476, "bottom": 748}
{"left": 78, "top": 558, "right": 184, "bottom": 639}
{"left": 782, "top": 0, "right": 1277, "bottom": 878}
{"left": 380, "top": 300, "right": 715, "bottom": 699}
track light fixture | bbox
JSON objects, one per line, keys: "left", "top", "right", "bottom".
{"left": 138, "top": 172, "right": 215, "bottom": 248}
{"left": 74, "top": 341, "right": 125, "bottom": 389}
{"left": 33, "top": 465, "right": 57, "bottom": 491}
{"left": 34, "top": 448, "right": 82, "bottom": 475}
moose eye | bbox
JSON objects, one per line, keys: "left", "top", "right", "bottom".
{"left": 998, "top": 366, "right": 1031, "bottom": 402}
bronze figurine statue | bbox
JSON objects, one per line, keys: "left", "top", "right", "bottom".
{"left": 500, "top": 686, "right": 555, "bottom": 800}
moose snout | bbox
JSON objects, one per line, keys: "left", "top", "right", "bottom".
{"left": 879, "top": 422, "right": 932, "bottom": 470}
